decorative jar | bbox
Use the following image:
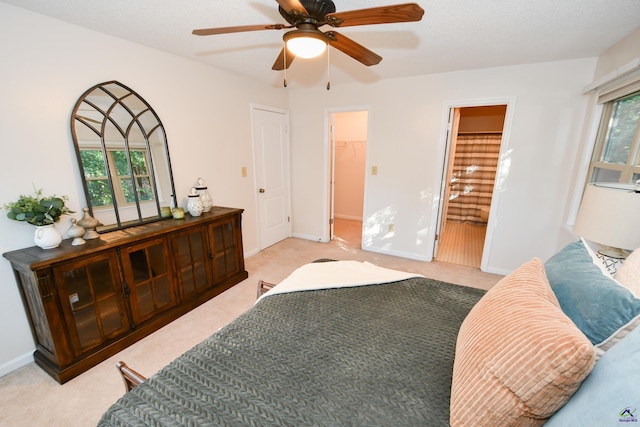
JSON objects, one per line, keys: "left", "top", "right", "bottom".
{"left": 194, "top": 178, "right": 213, "bottom": 212}
{"left": 187, "top": 188, "right": 203, "bottom": 217}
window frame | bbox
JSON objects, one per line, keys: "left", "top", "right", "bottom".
{"left": 585, "top": 90, "right": 640, "bottom": 185}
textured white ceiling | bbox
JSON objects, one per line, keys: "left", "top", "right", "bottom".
{"left": 3, "top": 0, "right": 640, "bottom": 88}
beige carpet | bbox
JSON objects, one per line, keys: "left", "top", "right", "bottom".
{"left": 0, "top": 233, "right": 502, "bottom": 426}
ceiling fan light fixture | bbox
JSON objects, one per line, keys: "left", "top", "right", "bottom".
{"left": 284, "top": 31, "right": 327, "bottom": 59}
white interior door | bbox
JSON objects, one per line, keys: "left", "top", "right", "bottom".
{"left": 433, "top": 108, "right": 460, "bottom": 257}
{"left": 329, "top": 114, "right": 337, "bottom": 240}
{"left": 252, "top": 106, "right": 291, "bottom": 249}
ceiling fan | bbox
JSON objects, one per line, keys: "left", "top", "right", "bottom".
{"left": 192, "top": 0, "right": 425, "bottom": 71}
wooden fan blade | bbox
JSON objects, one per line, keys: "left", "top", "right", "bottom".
{"left": 275, "top": 0, "right": 308, "bottom": 15}
{"left": 193, "top": 24, "right": 287, "bottom": 36}
{"left": 326, "top": 31, "right": 382, "bottom": 66}
{"left": 326, "top": 3, "right": 424, "bottom": 28}
{"left": 272, "top": 47, "right": 296, "bottom": 70}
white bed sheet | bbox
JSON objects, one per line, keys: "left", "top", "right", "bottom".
{"left": 257, "top": 260, "right": 424, "bottom": 303}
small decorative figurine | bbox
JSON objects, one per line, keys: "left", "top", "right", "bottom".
{"left": 77, "top": 207, "right": 100, "bottom": 239}
{"left": 195, "top": 177, "right": 213, "bottom": 212}
{"left": 187, "top": 187, "right": 203, "bottom": 217}
{"left": 67, "top": 218, "right": 86, "bottom": 246}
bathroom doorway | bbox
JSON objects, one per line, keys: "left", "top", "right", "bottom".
{"left": 329, "top": 110, "right": 368, "bottom": 248}
{"left": 435, "top": 105, "right": 507, "bottom": 268}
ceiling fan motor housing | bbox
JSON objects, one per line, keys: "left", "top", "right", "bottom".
{"left": 279, "top": 0, "right": 336, "bottom": 24}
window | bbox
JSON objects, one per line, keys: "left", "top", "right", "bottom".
{"left": 587, "top": 91, "right": 640, "bottom": 184}
{"left": 80, "top": 149, "right": 155, "bottom": 209}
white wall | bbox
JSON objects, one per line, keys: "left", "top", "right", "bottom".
{"left": 288, "top": 58, "right": 597, "bottom": 272}
{"left": 593, "top": 27, "right": 640, "bottom": 81}
{"left": 0, "top": 3, "right": 287, "bottom": 375}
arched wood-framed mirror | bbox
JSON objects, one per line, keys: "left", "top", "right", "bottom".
{"left": 71, "top": 81, "right": 177, "bottom": 232}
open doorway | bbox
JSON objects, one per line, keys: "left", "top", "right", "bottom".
{"left": 434, "top": 105, "right": 507, "bottom": 268}
{"left": 329, "top": 110, "right": 368, "bottom": 247}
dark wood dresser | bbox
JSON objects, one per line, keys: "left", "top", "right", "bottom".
{"left": 3, "top": 207, "right": 248, "bottom": 383}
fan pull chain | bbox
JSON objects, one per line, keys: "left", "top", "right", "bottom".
{"left": 326, "top": 47, "right": 331, "bottom": 91}
{"left": 283, "top": 41, "right": 288, "bottom": 88}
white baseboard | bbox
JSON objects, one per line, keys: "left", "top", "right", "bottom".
{"left": 245, "top": 234, "right": 329, "bottom": 257}
{"left": 362, "top": 245, "right": 430, "bottom": 262}
{"left": 482, "top": 266, "right": 511, "bottom": 276}
{"left": 291, "top": 232, "right": 328, "bottom": 243}
{"left": 0, "top": 352, "right": 33, "bottom": 378}
{"left": 243, "top": 247, "right": 260, "bottom": 258}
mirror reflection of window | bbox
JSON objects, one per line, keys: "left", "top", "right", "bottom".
{"left": 71, "top": 81, "right": 177, "bottom": 232}
{"left": 79, "top": 150, "right": 113, "bottom": 207}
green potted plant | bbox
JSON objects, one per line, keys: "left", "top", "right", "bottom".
{"left": 4, "top": 188, "right": 74, "bottom": 249}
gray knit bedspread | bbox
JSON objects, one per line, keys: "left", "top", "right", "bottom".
{"left": 98, "top": 277, "right": 485, "bottom": 426}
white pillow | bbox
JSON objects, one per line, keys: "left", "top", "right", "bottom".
{"left": 615, "top": 249, "right": 640, "bottom": 297}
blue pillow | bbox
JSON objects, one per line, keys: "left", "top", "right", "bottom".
{"left": 545, "top": 325, "right": 640, "bottom": 425}
{"left": 545, "top": 241, "right": 640, "bottom": 351}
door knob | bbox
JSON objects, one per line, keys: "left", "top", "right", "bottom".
{"left": 259, "top": 188, "right": 265, "bottom": 193}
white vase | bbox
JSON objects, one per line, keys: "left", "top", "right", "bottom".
{"left": 187, "top": 194, "right": 203, "bottom": 217}
{"left": 195, "top": 178, "right": 213, "bottom": 213}
{"left": 34, "top": 224, "right": 62, "bottom": 249}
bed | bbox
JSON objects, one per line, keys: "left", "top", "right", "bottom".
{"left": 99, "top": 242, "right": 640, "bottom": 427}
{"left": 99, "top": 261, "right": 484, "bottom": 426}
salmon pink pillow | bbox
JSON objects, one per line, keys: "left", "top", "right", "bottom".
{"left": 450, "top": 259, "right": 595, "bottom": 427}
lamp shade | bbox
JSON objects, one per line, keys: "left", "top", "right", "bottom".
{"left": 284, "top": 30, "right": 327, "bottom": 59}
{"left": 573, "top": 183, "right": 640, "bottom": 251}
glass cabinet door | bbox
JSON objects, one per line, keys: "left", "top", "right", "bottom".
{"left": 171, "top": 227, "right": 211, "bottom": 299}
{"left": 120, "top": 237, "right": 176, "bottom": 325}
{"left": 208, "top": 218, "right": 241, "bottom": 284}
{"left": 54, "top": 251, "right": 129, "bottom": 356}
